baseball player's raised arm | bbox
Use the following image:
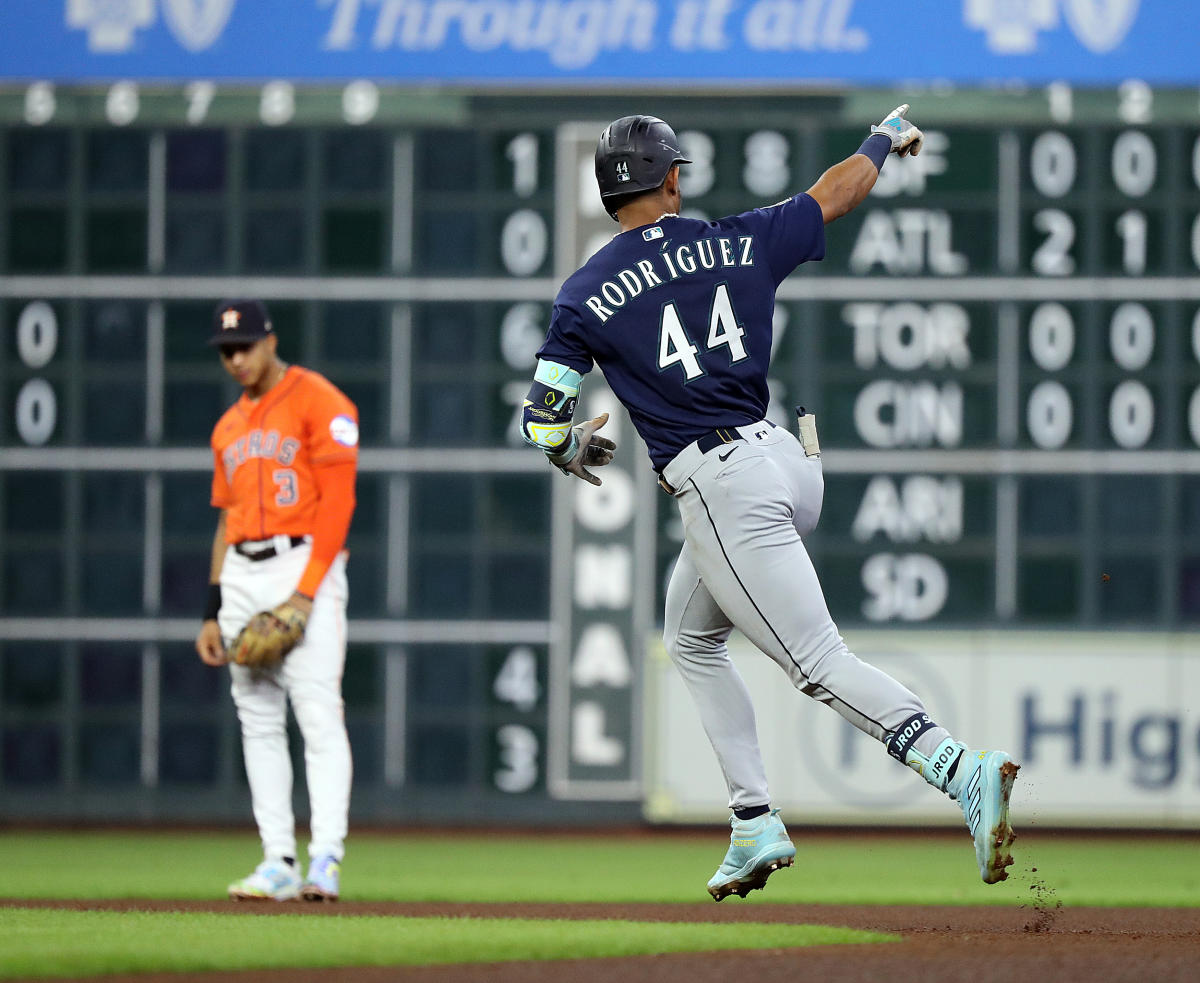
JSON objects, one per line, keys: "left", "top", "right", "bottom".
{"left": 806, "top": 104, "right": 924, "bottom": 225}
{"left": 805, "top": 153, "right": 883, "bottom": 225}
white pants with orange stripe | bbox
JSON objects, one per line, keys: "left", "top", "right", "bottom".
{"left": 218, "top": 542, "right": 351, "bottom": 864}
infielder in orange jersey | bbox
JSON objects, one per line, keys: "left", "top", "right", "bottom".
{"left": 194, "top": 299, "right": 358, "bottom": 903}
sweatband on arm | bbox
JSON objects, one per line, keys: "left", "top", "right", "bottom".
{"left": 856, "top": 132, "right": 893, "bottom": 172}
{"left": 204, "top": 583, "right": 222, "bottom": 622}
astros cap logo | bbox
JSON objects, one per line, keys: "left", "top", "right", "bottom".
{"left": 221, "top": 309, "right": 241, "bottom": 330}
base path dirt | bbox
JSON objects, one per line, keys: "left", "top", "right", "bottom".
{"left": 5, "top": 899, "right": 1200, "bottom": 983}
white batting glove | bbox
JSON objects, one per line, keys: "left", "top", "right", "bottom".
{"left": 871, "top": 104, "right": 924, "bottom": 157}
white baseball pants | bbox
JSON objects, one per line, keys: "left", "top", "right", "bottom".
{"left": 218, "top": 542, "right": 352, "bottom": 862}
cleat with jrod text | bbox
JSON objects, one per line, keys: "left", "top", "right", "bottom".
{"left": 706, "top": 808, "right": 796, "bottom": 902}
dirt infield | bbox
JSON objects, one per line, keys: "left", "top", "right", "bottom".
{"left": 7, "top": 898, "right": 1200, "bottom": 983}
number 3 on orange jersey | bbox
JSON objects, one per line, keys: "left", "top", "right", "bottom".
{"left": 273, "top": 468, "right": 298, "bottom": 506}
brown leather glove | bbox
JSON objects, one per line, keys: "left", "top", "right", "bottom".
{"left": 229, "top": 593, "right": 311, "bottom": 670}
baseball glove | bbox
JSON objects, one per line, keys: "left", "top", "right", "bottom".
{"left": 230, "top": 597, "right": 309, "bottom": 670}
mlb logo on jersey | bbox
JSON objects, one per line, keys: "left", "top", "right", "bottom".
{"left": 615, "top": 161, "right": 631, "bottom": 183}
{"left": 643, "top": 226, "right": 664, "bottom": 241}
{"left": 329, "top": 414, "right": 359, "bottom": 448}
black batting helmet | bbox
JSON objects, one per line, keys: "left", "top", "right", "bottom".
{"left": 595, "top": 115, "right": 691, "bottom": 220}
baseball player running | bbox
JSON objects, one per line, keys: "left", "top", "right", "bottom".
{"left": 522, "top": 110, "right": 1019, "bottom": 900}
{"left": 194, "top": 300, "right": 358, "bottom": 902}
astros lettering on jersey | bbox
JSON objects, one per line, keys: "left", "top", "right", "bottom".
{"left": 210, "top": 366, "right": 358, "bottom": 594}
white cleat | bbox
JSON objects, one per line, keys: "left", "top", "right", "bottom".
{"left": 228, "top": 859, "right": 302, "bottom": 901}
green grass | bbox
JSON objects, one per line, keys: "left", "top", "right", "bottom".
{"left": 0, "top": 829, "right": 1196, "bottom": 906}
{"left": 0, "top": 829, "right": 1193, "bottom": 979}
{"left": 0, "top": 908, "right": 895, "bottom": 979}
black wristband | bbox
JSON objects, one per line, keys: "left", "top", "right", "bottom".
{"left": 857, "top": 132, "right": 893, "bottom": 172}
{"left": 203, "top": 583, "right": 222, "bottom": 622}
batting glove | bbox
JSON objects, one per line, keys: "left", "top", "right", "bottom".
{"left": 546, "top": 411, "right": 617, "bottom": 486}
{"left": 871, "top": 104, "right": 924, "bottom": 157}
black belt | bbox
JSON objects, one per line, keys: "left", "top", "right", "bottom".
{"left": 234, "top": 535, "right": 307, "bottom": 561}
{"left": 695, "top": 427, "right": 745, "bottom": 454}
{"left": 659, "top": 425, "right": 763, "bottom": 496}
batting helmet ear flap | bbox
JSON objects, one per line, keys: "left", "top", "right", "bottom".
{"left": 595, "top": 115, "right": 691, "bottom": 220}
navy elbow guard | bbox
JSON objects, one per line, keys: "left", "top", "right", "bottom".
{"left": 521, "top": 360, "right": 583, "bottom": 452}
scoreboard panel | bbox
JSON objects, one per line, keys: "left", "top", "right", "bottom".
{"left": 2, "top": 84, "right": 1200, "bottom": 820}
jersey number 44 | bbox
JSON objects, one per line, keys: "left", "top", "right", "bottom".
{"left": 658, "top": 284, "right": 749, "bottom": 381}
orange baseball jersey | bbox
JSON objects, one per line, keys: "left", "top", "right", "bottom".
{"left": 211, "top": 366, "right": 359, "bottom": 544}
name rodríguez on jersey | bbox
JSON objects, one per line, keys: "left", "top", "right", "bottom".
{"left": 584, "top": 233, "right": 756, "bottom": 324}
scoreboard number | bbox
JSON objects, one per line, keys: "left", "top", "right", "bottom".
{"left": 1027, "top": 381, "right": 1073, "bottom": 450}
{"left": 678, "top": 130, "right": 715, "bottom": 197}
{"left": 260, "top": 81, "right": 296, "bottom": 126}
{"left": 1114, "top": 210, "right": 1147, "bottom": 274}
{"left": 105, "top": 81, "right": 139, "bottom": 126}
{"left": 742, "top": 130, "right": 790, "bottom": 197}
{"left": 23, "top": 81, "right": 55, "bottom": 126}
{"left": 1110, "top": 131, "right": 1156, "bottom": 196}
{"left": 1031, "top": 209, "right": 1076, "bottom": 276}
{"left": 493, "top": 646, "right": 542, "bottom": 794}
{"left": 1029, "top": 131, "right": 1076, "bottom": 198}
{"left": 505, "top": 132, "right": 539, "bottom": 198}
{"left": 500, "top": 209, "right": 548, "bottom": 276}
{"left": 1028, "top": 302, "right": 1075, "bottom": 371}
{"left": 184, "top": 81, "right": 216, "bottom": 125}
{"left": 494, "top": 646, "right": 540, "bottom": 712}
{"left": 1109, "top": 380, "right": 1154, "bottom": 449}
{"left": 341, "top": 80, "right": 380, "bottom": 125}
{"left": 494, "top": 724, "right": 539, "bottom": 793}
{"left": 1109, "top": 303, "right": 1154, "bottom": 371}
{"left": 14, "top": 302, "right": 58, "bottom": 447}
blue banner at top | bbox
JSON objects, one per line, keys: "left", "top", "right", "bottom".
{"left": 0, "top": 1, "right": 1194, "bottom": 85}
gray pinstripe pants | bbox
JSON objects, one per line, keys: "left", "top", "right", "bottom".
{"left": 661, "top": 420, "right": 946, "bottom": 810}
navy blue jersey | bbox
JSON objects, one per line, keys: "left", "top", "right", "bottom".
{"left": 538, "top": 193, "right": 825, "bottom": 471}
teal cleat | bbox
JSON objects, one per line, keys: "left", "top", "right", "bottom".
{"left": 227, "top": 859, "right": 301, "bottom": 901}
{"left": 954, "top": 749, "right": 1021, "bottom": 884}
{"left": 300, "top": 855, "right": 341, "bottom": 902}
{"left": 706, "top": 808, "right": 796, "bottom": 902}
